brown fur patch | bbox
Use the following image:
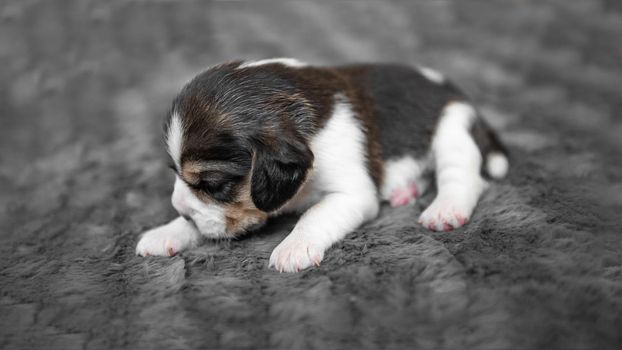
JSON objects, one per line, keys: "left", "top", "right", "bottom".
{"left": 222, "top": 177, "right": 268, "bottom": 235}
{"left": 181, "top": 161, "right": 205, "bottom": 185}
{"left": 334, "top": 66, "right": 385, "bottom": 187}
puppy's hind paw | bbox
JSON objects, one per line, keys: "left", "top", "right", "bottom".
{"left": 418, "top": 196, "right": 471, "bottom": 232}
{"left": 389, "top": 183, "right": 418, "bottom": 207}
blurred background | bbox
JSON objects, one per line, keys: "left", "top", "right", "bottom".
{"left": 1, "top": 1, "right": 622, "bottom": 349}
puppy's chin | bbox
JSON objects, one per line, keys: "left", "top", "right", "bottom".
{"left": 224, "top": 214, "right": 268, "bottom": 238}
{"left": 189, "top": 212, "right": 268, "bottom": 239}
{"left": 188, "top": 213, "right": 230, "bottom": 239}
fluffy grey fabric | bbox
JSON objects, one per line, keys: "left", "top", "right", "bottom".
{"left": 1, "top": 1, "right": 621, "bottom": 349}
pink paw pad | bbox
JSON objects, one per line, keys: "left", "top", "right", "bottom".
{"left": 456, "top": 215, "right": 468, "bottom": 226}
{"left": 442, "top": 216, "right": 467, "bottom": 231}
{"left": 418, "top": 200, "right": 471, "bottom": 232}
{"left": 390, "top": 183, "right": 418, "bottom": 208}
{"left": 165, "top": 239, "right": 178, "bottom": 257}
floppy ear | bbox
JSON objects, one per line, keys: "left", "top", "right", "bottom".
{"left": 251, "top": 137, "right": 313, "bottom": 212}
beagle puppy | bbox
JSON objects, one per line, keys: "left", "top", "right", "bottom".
{"left": 136, "top": 58, "right": 509, "bottom": 272}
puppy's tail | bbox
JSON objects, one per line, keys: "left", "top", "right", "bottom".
{"left": 471, "top": 116, "right": 509, "bottom": 180}
{"left": 485, "top": 150, "right": 509, "bottom": 179}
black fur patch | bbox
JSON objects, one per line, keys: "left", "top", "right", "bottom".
{"left": 250, "top": 137, "right": 314, "bottom": 212}
{"left": 338, "top": 64, "right": 466, "bottom": 160}
{"left": 470, "top": 116, "right": 509, "bottom": 179}
{"left": 339, "top": 63, "right": 508, "bottom": 177}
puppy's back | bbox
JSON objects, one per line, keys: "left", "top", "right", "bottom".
{"left": 337, "top": 63, "right": 467, "bottom": 159}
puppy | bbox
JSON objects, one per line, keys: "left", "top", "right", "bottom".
{"left": 136, "top": 58, "right": 509, "bottom": 272}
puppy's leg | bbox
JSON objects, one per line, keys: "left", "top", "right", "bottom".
{"left": 419, "top": 102, "right": 487, "bottom": 231}
{"left": 270, "top": 192, "right": 378, "bottom": 273}
{"left": 381, "top": 156, "right": 430, "bottom": 208}
{"left": 136, "top": 217, "right": 200, "bottom": 257}
{"left": 269, "top": 96, "right": 379, "bottom": 272}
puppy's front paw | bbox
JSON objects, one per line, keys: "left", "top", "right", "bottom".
{"left": 418, "top": 196, "right": 472, "bottom": 232}
{"left": 269, "top": 234, "right": 324, "bottom": 273}
{"left": 136, "top": 224, "right": 197, "bottom": 257}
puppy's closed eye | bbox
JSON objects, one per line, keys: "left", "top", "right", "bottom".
{"left": 193, "top": 171, "right": 243, "bottom": 202}
{"left": 197, "top": 171, "right": 228, "bottom": 191}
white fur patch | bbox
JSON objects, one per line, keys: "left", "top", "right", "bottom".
{"left": 486, "top": 152, "right": 509, "bottom": 179}
{"left": 166, "top": 112, "right": 184, "bottom": 170}
{"left": 418, "top": 66, "right": 445, "bottom": 84}
{"left": 419, "top": 101, "right": 486, "bottom": 231}
{"left": 269, "top": 232, "right": 324, "bottom": 273}
{"left": 136, "top": 216, "right": 199, "bottom": 257}
{"left": 381, "top": 155, "right": 430, "bottom": 208}
{"left": 270, "top": 95, "right": 379, "bottom": 272}
{"left": 171, "top": 176, "right": 228, "bottom": 238}
{"left": 308, "top": 97, "right": 378, "bottom": 203}
{"left": 238, "top": 58, "right": 308, "bottom": 69}
{"left": 381, "top": 155, "right": 428, "bottom": 200}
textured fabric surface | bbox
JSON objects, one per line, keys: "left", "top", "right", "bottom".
{"left": 1, "top": 1, "right": 622, "bottom": 349}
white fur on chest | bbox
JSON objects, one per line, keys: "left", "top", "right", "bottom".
{"left": 269, "top": 95, "right": 379, "bottom": 272}
{"left": 279, "top": 95, "right": 378, "bottom": 215}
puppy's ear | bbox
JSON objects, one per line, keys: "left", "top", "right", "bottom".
{"left": 251, "top": 137, "right": 313, "bottom": 212}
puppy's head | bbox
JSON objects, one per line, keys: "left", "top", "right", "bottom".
{"left": 166, "top": 62, "right": 315, "bottom": 238}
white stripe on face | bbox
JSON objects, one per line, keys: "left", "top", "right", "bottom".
{"left": 167, "top": 112, "right": 184, "bottom": 170}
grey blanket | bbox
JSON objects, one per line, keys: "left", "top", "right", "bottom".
{"left": 2, "top": 1, "right": 621, "bottom": 349}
